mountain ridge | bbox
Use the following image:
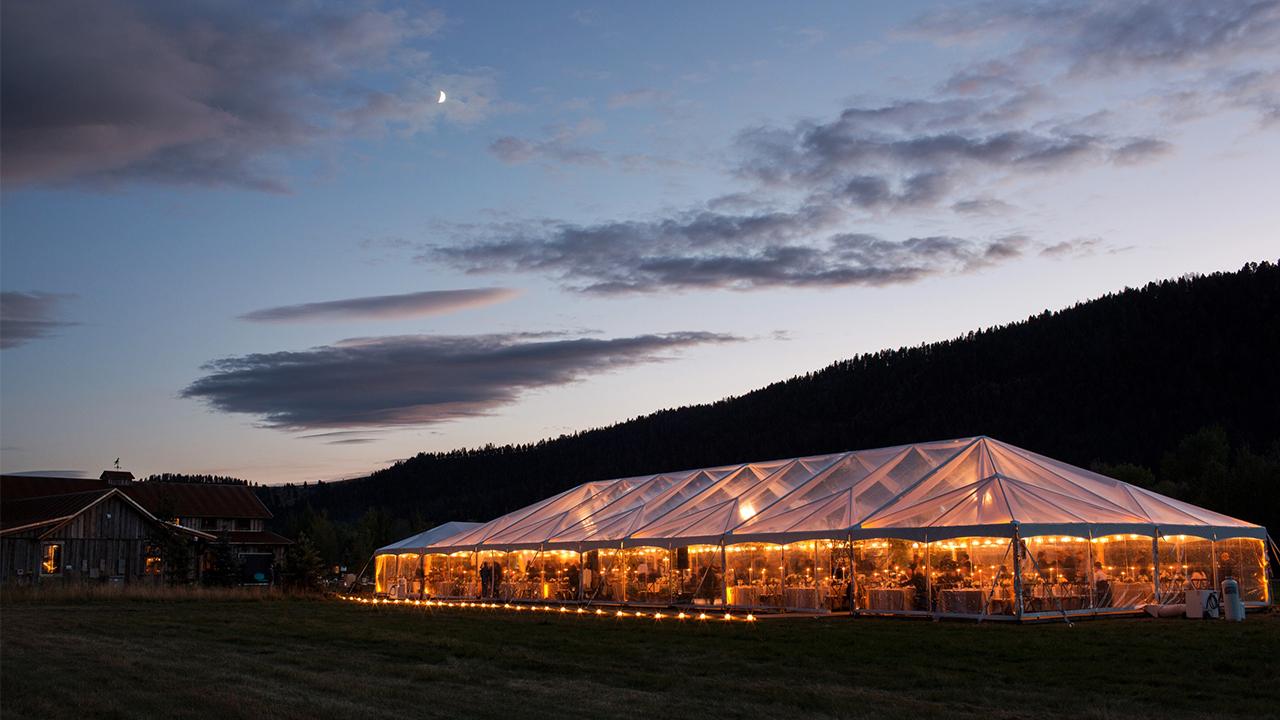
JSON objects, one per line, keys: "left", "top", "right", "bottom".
{"left": 260, "top": 261, "right": 1280, "bottom": 562}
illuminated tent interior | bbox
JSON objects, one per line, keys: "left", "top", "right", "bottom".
{"left": 373, "top": 436, "right": 1272, "bottom": 619}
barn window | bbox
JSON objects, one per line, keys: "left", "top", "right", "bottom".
{"left": 41, "top": 543, "right": 62, "bottom": 575}
{"left": 145, "top": 554, "right": 164, "bottom": 575}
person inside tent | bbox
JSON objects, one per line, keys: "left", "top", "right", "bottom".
{"left": 1093, "top": 561, "right": 1111, "bottom": 607}
{"left": 479, "top": 561, "right": 492, "bottom": 598}
{"left": 567, "top": 563, "right": 581, "bottom": 599}
{"left": 492, "top": 560, "right": 504, "bottom": 599}
{"left": 907, "top": 568, "right": 927, "bottom": 611}
{"left": 1189, "top": 567, "right": 1209, "bottom": 589}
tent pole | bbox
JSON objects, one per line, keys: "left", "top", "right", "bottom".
{"left": 924, "top": 533, "right": 933, "bottom": 619}
{"left": 1152, "top": 529, "right": 1161, "bottom": 603}
{"left": 847, "top": 532, "right": 855, "bottom": 616}
{"left": 1085, "top": 529, "right": 1097, "bottom": 615}
{"left": 355, "top": 553, "right": 374, "bottom": 593}
{"left": 1265, "top": 534, "right": 1278, "bottom": 606}
{"left": 1211, "top": 533, "right": 1220, "bottom": 596}
{"left": 720, "top": 540, "right": 729, "bottom": 608}
{"left": 979, "top": 541, "right": 1013, "bottom": 622}
{"left": 1021, "top": 544, "right": 1073, "bottom": 626}
{"left": 1012, "top": 524, "right": 1024, "bottom": 622}
{"left": 619, "top": 541, "right": 627, "bottom": 603}
{"left": 672, "top": 543, "right": 679, "bottom": 607}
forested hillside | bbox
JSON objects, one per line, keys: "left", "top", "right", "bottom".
{"left": 260, "top": 262, "right": 1280, "bottom": 565}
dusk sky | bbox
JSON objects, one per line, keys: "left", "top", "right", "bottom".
{"left": 2, "top": 1, "right": 1277, "bottom": 484}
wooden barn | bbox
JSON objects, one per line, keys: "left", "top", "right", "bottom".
{"left": 0, "top": 482, "right": 213, "bottom": 585}
{"left": 1, "top": 471, "right": 291, "bottom": 586}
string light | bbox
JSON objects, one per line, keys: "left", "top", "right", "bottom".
{"left": 336, "top": 595, "right": 764, "bottom": 624}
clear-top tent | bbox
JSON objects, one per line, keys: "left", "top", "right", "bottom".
{"left": 374, "top": 437, "right": 1271, "bottom": 618}
{"left": 375, "top": 521, "right": 482, "bottom": 555}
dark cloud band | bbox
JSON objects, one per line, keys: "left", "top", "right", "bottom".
{"left": 432, "top": 211, "right": 1031, "bottom": 294}
{"left": 182, "top": 331, "right": 741, "bottom": 429}
{"left": 239, "top": 288, "right": 519, "bottom": 322}
{"left": 0, "top": 292, "right": 76, "bottom": 349}
{"left": 1, "top": 1, "right": 487, "bottom": 191}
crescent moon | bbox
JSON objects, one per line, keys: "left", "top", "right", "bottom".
{"left": 437, "top": 90, "right": 446, "bottom": 104}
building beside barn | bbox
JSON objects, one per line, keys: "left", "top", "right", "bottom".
{"left": 122, "top": 479, "right": 292, "bottom": 584}
{"left": 1, "top": 471, "right": 291, "bottom": 586}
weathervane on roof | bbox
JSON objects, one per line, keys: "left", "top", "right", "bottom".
{"left": 114, "top": 457, "right": 121, "bottom": 470}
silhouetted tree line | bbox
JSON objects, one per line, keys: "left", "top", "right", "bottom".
{"left": 260, "top": 261, "right": 1280, "bottom": 565}
{"left": 142, "top": 473, "right": 250, "bottom": 486}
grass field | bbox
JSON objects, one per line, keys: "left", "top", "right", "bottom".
{"left": 2, "top": 595, "right": 1278, "bottom": 720}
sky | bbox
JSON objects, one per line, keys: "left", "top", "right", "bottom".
{"left": 1, "top": 1, "right": 1278, "bottom": 484}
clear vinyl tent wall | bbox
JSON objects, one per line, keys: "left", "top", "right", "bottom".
{"left": 369, "top": 437, "right": 1272, "bottom": 620}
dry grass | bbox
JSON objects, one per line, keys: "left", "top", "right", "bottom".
{"left": 0, "top": 583, "right": 316, "bottom": 603}
{"left": 2, "top": 597, "right": 1277, "bottom": 720}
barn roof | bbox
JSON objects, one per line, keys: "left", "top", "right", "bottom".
{"left": 0, "top": 475, "right": 108, "bottom": 500}
{"left": 224, "top": 530, "right": 293, "bottom": 546}
{"left": 0, "top": 489, "right": 114, "bottom": 533}
{"left": 121, "top": 482, "right": 273, "bottom": 520}
{"left": 0, "top": 487, "right": 216, "bottom": 541}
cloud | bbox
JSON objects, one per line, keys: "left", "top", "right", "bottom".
{"left": 182, "top": 331, "right": 741, "bottom": 429}
{"left": 1110, "top": 137, "right": 1175, "bottom": 164}
{"left": 1180, "top": 67, "right": 1280, "bottom": 124}
{"left": 607, "top": 88, "right": 672, "bottom": 109}
{"left": 3, "top": 470, "right": 93, "bottom": 478}
{"left": 1220, "top": 68, "right": 1280, "bottom": 122}
{"left": 951, "top": 197, "right": 1015, "bottom": 215}
{"left": 1040, "top": 237, "right": 1105, "bottom": 258}
{"left": 912, "top": 1, "right": 1280, "bottom": 73}
{"left": 431, "top": 205, "right": 1032, "bottom": 294}
{"left": 239, "top": 288, "right": 518, "bottom": 323}
{"left": 298, "top": 430, "right": 383, "bottom": 440}
{"left": 732, "top": 92, "right": 1152, "bottom": 213}
{"left": 488, "top": 119, "right": 607, "bottom": 166}
{"left": 438, "top": 2, "right": 1259, "bottom": 297}
{"left": 0, "top": 292, "right": 76, "bottom": 349}
{"left": 1, "top": 0, "right": 493, "bottom": 191}
{"left": 432, "top": 78, "right": 1145, "bottom": 294}
{"left": 913, "top": 1, "right": 1280, "bottom": 123}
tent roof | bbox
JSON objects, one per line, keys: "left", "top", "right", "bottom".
{"left": 376, "top": 521, "right": 483, "bottom": 554}
{"left": 415, "top": 437, "right": 1265, "bottom": 552}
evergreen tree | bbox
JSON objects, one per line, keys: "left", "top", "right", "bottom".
{"left": 203, "top": 536, "right": 242, "bottom": 587}
{"left": 281, "top": 533, "right": 325, "bottom": 591}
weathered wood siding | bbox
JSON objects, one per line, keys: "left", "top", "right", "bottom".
{"left": 1, "top": 496, "right": 164, "bottom": 585}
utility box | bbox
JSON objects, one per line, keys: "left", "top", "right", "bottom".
{"left": 1185, "top": 588, "right": 1220, "bottom": 619}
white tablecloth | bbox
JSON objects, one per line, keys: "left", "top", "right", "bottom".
{"left": 1108, "top": 581, "right": 1153, "bottom": 607}
{"left": 867, "top": 587, "right": 914, "bottom": 611}
{"left": 939, "top": 588, "right": 985, "bottom": 614}
{"left": 783, "top": 587, "right": 820, "bottom": 609}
